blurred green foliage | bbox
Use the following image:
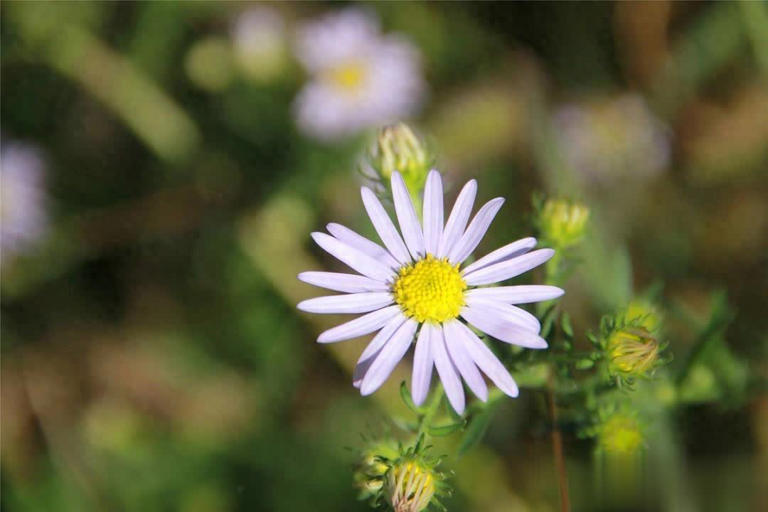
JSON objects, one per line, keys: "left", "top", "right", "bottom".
{"left": 2, "top": 2, "right": 767, "bottom": 511}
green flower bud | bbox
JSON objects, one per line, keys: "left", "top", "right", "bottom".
{"left": 385, "top": 459, "right": 436, "bottom": 512}
{"left": 536, "top": 198, "right": 590, "bottom": 249}
{"left": 368, "top": 124, "right": 432, "bottom": 202}
{"left": 607, "top": 326, "right": 660, "bottom": 377}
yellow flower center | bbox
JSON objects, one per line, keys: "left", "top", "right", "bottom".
{"left": 392, "top": 255, "right": 466, "bottom": 323}
{"left": 326, "top": 60, "right": 367, "bottom": 93}
{"left": 387, "top": 461, "right": 436, "bottom": 512}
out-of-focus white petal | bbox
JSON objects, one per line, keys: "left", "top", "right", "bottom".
{"left": 361, "top": 187, "right": 412, "bottom": 264}
{"left": 411, "top": 326, "right": 433, "bottom": 406}
{"left": 447, "top": 198, "right": 504, "bottom": 264}
{"left": 297, "top": 292, "right": 392, "bottom": 314}
{"left": 464, "top": 297, "right": 541, "bottom": 333}
{"left": 431, "top": 324, "right": 465, "bottom": 414}
{"left": 312, "top": 232, "right": 395, "bottom": 282}
{"left": 298, "top": 271, "right": 389, "bottom": 293}
{"left": 446, "top": 320, "right": 519, "bottom": 397}
{"left": 460, "top": 306, "right": 548, "bottom": 349}
{"left": 444, "top": 326, "right": 488, "bottom": 401}
{"left": 463, "top": 249, "right": 555, "bottom": 286}
{"left": 466, "top": 285, "right": 564, "bottom": 304}
{"left": 461, "top": 237, "right": 537, "bottom": 275}
{"left": 437, "top": 179, "right": 477, "bottom": 258}
{"left": 422, "top": 170, "right": 443, "bottom": 255}
{"left": 360, "top": 319, "right": 418, "bottom": 396}
{"left": 353, "top": 313, "right": 408, "bottom": 387}
{"left": 317, "top": 305, "right": 402, "bottom": 343}
{"left": 327, "top": 223, "right": 399, "bottom": 269}
{"left": 391, "top": 172, "right": 425, "bottom": 259}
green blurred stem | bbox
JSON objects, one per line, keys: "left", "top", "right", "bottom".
{"left": 418, "top": 386, "right": 444, "bottom": 437}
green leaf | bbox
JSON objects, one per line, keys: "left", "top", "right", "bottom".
{"left": 400, "top": 381, "right": 420, "bottom": 414}
{"left": 561, "top": 312, "right": 574, "bottom": 338}
{"left": 428, "top": 421, "right": 465, "bottom": 437}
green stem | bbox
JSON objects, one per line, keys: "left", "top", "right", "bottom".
{"left": 418, "top": 386, "right": 444, "bottom": 436}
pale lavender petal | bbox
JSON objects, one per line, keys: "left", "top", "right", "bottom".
{"left": 297, "top": 292, "right": 393, "bottom": 314}
{"left": 466, "top": 285, "right": 564, "bottom": 304}
{"left": 447, "top": 198, "right": 505, "bottom": 264}
{"left": 464, "top": 297, "right": 541, "bottom": 332}
{"left": 391, "top": 172, "right": 426, "bottom": 259}
{"left": 461, "top": 237, "right": 537, "bottom": 275}
{"left": 327, "top": 223, "right": 399, "bottom": 269}
{"left": 437, "top": 179, "right": 477, "bottom": 258}
{"left": 463, "top": 249, "right": 555, "bottom": 286}
{"left": 446, "top": 320, "right": 519, "bottom": 397}
{"left": 411, "top": 326, "right": 434, "bottom": 406}
{"left": 298, "top": 271, "right": 389, "bottom": 293}
{"left": 444, "top": 325, "right": 488, "bottom": 401}
{"left": 353, "top": 313, "right": 408, "bottom": 387}
{"left": 317, "top": 306, "right": 402, "bottom": 343}
{"left": 360, "top": 319, "right": 418, "bottom": 396}
{"left": 431, "top": 324, "right": 465, "bottom": 414}
{"left": 312, "top": 232, "right": 395, "bottom": 282}
{"left": 422, "top": 170, "right": 444, "bottom": 255}
{"left": 460, "top": 306, "right": 548, "bottom": 348}
{"left": 361, "top": 187, "right": 412, "bottom": 265}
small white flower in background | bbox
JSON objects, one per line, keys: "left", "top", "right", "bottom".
{"left": 1, "top": 141, "right": 48, "bottom": 259}
{"left": 231, "top": 6, "right": 288, "bottom": 83}
{"left": 293, "top": 8, "right": 425, "bottom": 141}
{"left": 297, "top": 170, "right": 563, "bottom": 413}
{"left": 553, "top": 94, "right": 670, "bottom": 182}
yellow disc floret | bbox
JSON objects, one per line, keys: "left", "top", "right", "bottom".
{"left": 392, "top": 255, "right": 466, "bottom": 323}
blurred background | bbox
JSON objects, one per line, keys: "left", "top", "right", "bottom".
{"left": 2, "top": 1, "right": 767, "bottom": 511}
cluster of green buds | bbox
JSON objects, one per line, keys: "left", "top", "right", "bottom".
{"left": 534, "top": 197, "right": 590, "bottom": 250}
{"left": 355, "top": 436, "right": 448, "bottom": 512}
{"left": 366, "top": 123, "right": 434, "bottom": 206}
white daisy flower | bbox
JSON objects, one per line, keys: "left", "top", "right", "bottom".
{"left": 1, "top": 141, "right": 48, "bottom": 259}
{"left": 293, "top": 8, "right": 425, "bottom": 141}
{"left": 297, "top": 170, "right": 563, "bottom": 414}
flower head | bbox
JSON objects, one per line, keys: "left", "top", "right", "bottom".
{"left": 607, "top": 326, "right": 660, "bottom": 377}
{"left": 293, "top": 9, "right": 425, "bottom": 140}
{"left": 553, "top": 94, "right": 670, "bottom": 182}
{"left": 386, "top": 459, "right": 437, "bottom": 512}
{"left": 595, "top": 412, "right": 644, "bottom": 455}
{"left": 297, "top": 170, "right": 562, "bottom": 413}
{"left": 1, "top": 141, "right": 48, "bottom": 259}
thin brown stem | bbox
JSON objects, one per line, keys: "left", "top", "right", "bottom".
{"left": 548, "top": 370, "right": 571, "bottom": 512}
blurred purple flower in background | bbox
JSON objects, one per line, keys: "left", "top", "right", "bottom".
{"left": 231, "top": 6, "right": 288, "bottom": 84}
{"left": 553, "top": 94, "right": 671, "bottom": 183}
{"left": 1, "top": 141, "right": 48, "bottom": 260}
{"left": 293, "top": 8, "right": 425, "bottom": 141}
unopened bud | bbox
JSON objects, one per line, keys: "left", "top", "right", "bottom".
{"left": 385, "top": 460, "right": 436, "bottom": 512}
{"left": 607, "top": 326, "right": 659, "bottom": 377}
{"left": 596, "top": 413, "right": 644, "bottom": 455}
{"left": 536, "top": 198, "right": 590, "bottom": 249}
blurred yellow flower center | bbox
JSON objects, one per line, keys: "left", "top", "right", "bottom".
{"left": 327, "top": 61, "right": 367, "bottom": 92}
{"left": 387, "top": 461, "right": 436, "bottom": 512}
{"left": 392, "top": 255, "right": 466, "bottom": 323}
{"left": 598, "top": 415, "right": 643, "bottom": 455}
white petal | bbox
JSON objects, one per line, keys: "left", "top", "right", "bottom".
{"left": 447, "top": 198, "right": 505, "bottom": 264}
{"left": 437, "top": 179, "right": 477, "bottom": 258}
{"left": 422, "top": 170, "right": 444, "bottom": 255}
{"left": 461, "top": 237, "right": 537, "bottom": 275}
{"left": 411, "top": 326, "right": 434, "bottom": 406}
{"left": 460, "top": 306, "right": 548, "bottom": 348}
{"left": 464, "top": 297, "right": 541, "bottom": 333}
{"left": 298, "top": 271, "right": 389, "bottom": 293}
{"left": 326, "top": 223, "right": 400, "bottom": 269}
{"left": 297, "top": 292, "right": 393, "bottom": 314}
{"left": 391, "top": 172, "right": 426, "bottom": 259}
{"left": 466, "top": 285, "right": 564, "bottom": 304}
{"left": 312, "top": 232, "right": 395, "bottom": 282}
{"left": 444, "top": 325, "right": 488, "bottom": 401}
{"left": 464, "top": 249, "right": 555, "bottom": 286}
{"left": 317, "top": 306, "right": 402, "bottom": 343}
{"left": 361, "top": 187, "right": 412, "bottom": 264}
{"left": 353, "top": 313, "right": 408, "bottom": 387}
{"left": 446, "top": 320, "right": 519, "bottom": 397}
{"left": 431, "top": 324, "right": 465, "bottom": 414}
{"left": 360, "top": 319, "right": 418, "bottom": 396}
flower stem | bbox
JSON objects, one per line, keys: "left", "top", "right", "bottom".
{"left": 418, "top": 386, "right": 444, "bottom": 436}
{"left": 548, "top": 368, "right": 571, "bottom": 512}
